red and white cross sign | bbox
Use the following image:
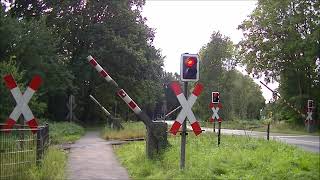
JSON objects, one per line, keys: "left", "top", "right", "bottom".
{"left": 170, "top": 82, "right": 204, "bottom": 136}
{"left": 209, "top": 102, "right": 222, "bottom": 123}
{"left": 3, "top": 74, "right": 42, "bottom": 133}
{"left": 305, "top": 111, "right": 313, "bottom": 124}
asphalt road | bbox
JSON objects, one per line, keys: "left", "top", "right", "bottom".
{"left": 165, "top": 121, "right": 320, "bottom": 153}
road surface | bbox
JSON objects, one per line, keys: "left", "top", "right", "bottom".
{"left": 165, "top": 121, "right": 319, "bottom": 153}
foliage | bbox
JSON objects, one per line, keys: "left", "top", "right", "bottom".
{"left": 196, "top": 32, "right": 265, "bottom": 121}
{"left": 115, "top": 134, "right": 320, "bottom": 179}
{"left": 27, "top": 147, "right": 67, "bottom": 180}
{"left": 50, "top": 122, "right": 85, "bottom": 144}
{"left": 43, "top": 0, "right": 164, "bottom": 122}
{"left": 102, "top": 122, "right": 146, "bottom": 140}
{"left": 238, "top": 0, "right": 320, "bottom": 123}
{"left": 1, "top": 0, "right": 164, "bottom": 123}
{"left": 0, "top": 7, "right": 74, "bottom": 121}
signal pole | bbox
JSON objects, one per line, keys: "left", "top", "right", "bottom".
{"left": 179, "top": 53, "right": 200, "bottom": 170}
{"left": 180, "top": 82, "right": 188, "bottom": 170}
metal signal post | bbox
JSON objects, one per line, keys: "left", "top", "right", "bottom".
{"left": 180, "top": 82, "right": 188, "bottom": 170}
{"left": 218, "top": 121, "right": 221, "bottom": 146}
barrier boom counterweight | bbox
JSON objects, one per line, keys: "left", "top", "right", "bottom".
{"left": 86, "top": 55, "right": 168, "bottom": 158}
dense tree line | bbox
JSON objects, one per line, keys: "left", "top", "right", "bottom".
{"left": 194, "top": 32, "right": 265, "bottom": 121}
{"left": 0, "top": 0, "right": 163, "bottom": 123}
{"left": 0, "top": 0, "right": 266, "bottom": 124}
{"left": 238, "top": 0, "right": 319, "bottom": 124}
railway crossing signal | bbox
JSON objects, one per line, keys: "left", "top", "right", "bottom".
{"left": 305, "top": 99, "right": 317, "bottom": 127}
{"left": 66, "top": 95, "right": 78, "bottom": 122}
{"left": 305, "top": 112, "right": 313, "bottom": 122}
{"left": 170, "top": 81, "right": 203, "bottom": 136}
{"left": 180, "top": 53, "right": 199, "bottom": 82}
{"left": 307, "top": 100, "right": 314, "bottom": 111}
{"left": 209, "top": 102, "right": 222, "bottom": 123}
{"left": 3, "top": 74, "right": 42, "bottom": 133}
{"left": 210, "top": 91, "right": 222, "bottom": 123}
{"left": 212, "top": 92, "right": 220, "bottom": 104}
{"left": 209, "top": 92, "right": 223, "bottom": 146}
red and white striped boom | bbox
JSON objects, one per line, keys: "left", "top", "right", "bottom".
{"left": 86, "top": 55, "right": 151, "bottom": 127}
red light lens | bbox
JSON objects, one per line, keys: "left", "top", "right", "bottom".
{"left": 185, "top": 57, "right": 196, "bottom": 68}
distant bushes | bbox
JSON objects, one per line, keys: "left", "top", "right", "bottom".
{"left": 50, "top": 122, "right": 85, "bottom": 144}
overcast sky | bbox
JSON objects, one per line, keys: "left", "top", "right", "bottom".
{"left": 142, "top": 0, "right": 279, "bottom": 102}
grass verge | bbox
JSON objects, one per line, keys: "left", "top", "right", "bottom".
{"left": 26, "top": 146, "right": 67, "bottom": 179}
{"left": 203, "top": 120, "right": 320, "bottom": 135}
{"left": 115, "top": 134, "right": 320, "bottom": 179}
{"left": 102, "top": 122, "right": 145, "bottom": 140}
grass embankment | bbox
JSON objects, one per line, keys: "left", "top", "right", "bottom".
{"left": 115, "top": 134, "right": 320, "bottom": 179}
{"left": 204, "top": 120, "right": 320, "bottom": 135}
{"left": 102, "top": 122, "right": 145, "bottom": 140}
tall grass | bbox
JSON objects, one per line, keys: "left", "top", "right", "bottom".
{"left": 27, "top": 147, "right": 67, "bottom": 180}
{"left": 102, "top": 122, "right": 146, "bottom": 140}
{"left": 115, "top": 134, "right": 320, "bottom": 179}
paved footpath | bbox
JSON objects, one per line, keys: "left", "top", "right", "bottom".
{"left": 67, "top": 131, "right": 130, "bottom": 180}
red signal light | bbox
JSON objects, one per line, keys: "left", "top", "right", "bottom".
{"left": 180, "top": 53, "right": 199, "bottom": 81}
{"left": 212, "top": 92, "right": 220, "bottom": 103}
{"left": 185, "top": 57, "right": 196, "bottom": 68}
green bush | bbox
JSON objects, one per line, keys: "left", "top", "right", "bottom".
{"left": 50, "top": 122, "right": 85, "bottom": 144}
